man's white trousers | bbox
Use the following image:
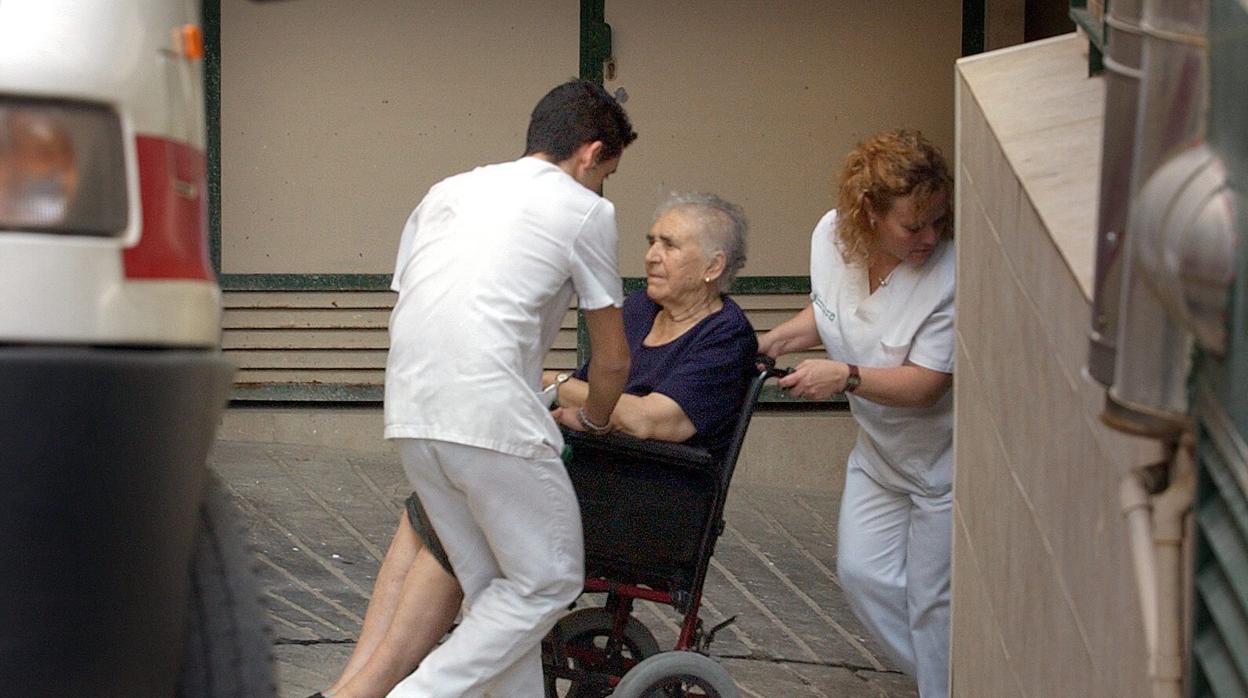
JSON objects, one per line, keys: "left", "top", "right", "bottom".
{"left": 837, "top": 460, "right": 951, "bottom": 698}
{"left": 387, "top": 438, "right": 584, "bottom": 698}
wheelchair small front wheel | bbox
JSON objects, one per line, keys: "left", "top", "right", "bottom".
{"left": 612, "top": 651, "right": 739, "bottom": 698}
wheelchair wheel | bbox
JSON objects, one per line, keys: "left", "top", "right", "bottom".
{"left": 544, "top": 607, "right": 661, "bottom": 698}
{"left": 612, "top": 651, "right": 739, "bottom": 698}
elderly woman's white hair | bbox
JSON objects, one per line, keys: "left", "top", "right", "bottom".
{"left": 652, "top": 192, "right": 748, "bottom": 294}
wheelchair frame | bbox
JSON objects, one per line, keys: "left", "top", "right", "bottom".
{"left": 543, "top": 361, "right": 790, "bottom": 696}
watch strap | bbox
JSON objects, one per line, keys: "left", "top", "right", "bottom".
{"left": 844, "top": 363, "right": 861, "bottom": 393}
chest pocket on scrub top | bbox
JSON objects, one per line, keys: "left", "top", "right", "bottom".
{"left": 877, "top": 340, "right": 912, "bottom": 368}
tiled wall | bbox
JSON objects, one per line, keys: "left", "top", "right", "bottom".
{"left": 951, "top": 36, "right": 1160, "bottom": 696}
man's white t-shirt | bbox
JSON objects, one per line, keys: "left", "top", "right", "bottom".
{"left": 809, "top": 210, "right": 956, "bottom": 494}
{"left": 384, "top": 156, "right": 624, "bottom": 459}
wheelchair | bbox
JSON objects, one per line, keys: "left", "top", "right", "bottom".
{"left": 542, "top": 360, "right": 789, "bottom": 697}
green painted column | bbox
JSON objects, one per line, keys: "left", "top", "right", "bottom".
{"left": 580, "top": 0, "right": 611, "bottom": 84}
{"left": 203, "top": 0, "right": 222, "bottom": 275}
{"left": 576, "top": 0, "right": 609, "bottom": 367}
{"left": 962, "top": 0, "right": 985, "bottom": 56}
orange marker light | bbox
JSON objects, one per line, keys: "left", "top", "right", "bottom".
{"left": 180, "top": 24, "right": 203, "bottom": 60}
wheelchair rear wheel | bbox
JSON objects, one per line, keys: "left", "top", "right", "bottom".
{"left": 612, "top": 651, "right": 738, "bottom": 698}
{"left": 544, "top": 607, "right": 661, "bottom": 697}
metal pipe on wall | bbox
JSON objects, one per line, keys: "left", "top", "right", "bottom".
{"left": 1121, "top": 473, "right": 1159, "bottom": 654}
{"left": 1148, "top": 445, "right": 1195, "bottom": 698}
{"left": 1103, "top": 0, "right": 1211, "bottom": 437}
{"left": 1095, "top": 2, "right": 1244, "bottom": 696}
{"left": 1095, "top": 3, "right": 1244, "bottom": 696}
{"left": 1088, "top": 0, "right": 1145, "bottom": 387}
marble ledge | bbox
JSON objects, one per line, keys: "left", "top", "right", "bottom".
{"left": 957, "top": 33, "right": 1106, "bottom": 302}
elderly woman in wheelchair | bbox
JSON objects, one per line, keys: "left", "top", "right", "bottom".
{"left": 313, "top": 191, "right": 760, "bottom": 698}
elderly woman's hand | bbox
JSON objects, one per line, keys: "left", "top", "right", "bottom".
{"left": 777, "top": 359, "right": 851, "bottom": 400}
{"left": 551, "top": 406, "right": 585, "bottom": 432}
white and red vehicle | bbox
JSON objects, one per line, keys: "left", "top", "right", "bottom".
{"left": 0, "top": 1, "right": 271, "bottom": 694}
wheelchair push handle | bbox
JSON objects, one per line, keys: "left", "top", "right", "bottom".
{"left": 754, "top": 354, "right": 794, "bottom": 379}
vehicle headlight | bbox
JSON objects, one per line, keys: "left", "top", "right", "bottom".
{"left": 0, "top": 98, "right": 127, "bottom": 236}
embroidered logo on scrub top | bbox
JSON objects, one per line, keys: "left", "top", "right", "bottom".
{"left": 812, "top": 293, "right": 836, "bottom": 322}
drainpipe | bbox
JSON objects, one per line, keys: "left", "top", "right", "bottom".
{"left": 1115, "top": 148, "right": 1236, "bottom": 697}
{"left": 1120, "top": 469, "right": 1158, "bottom": 654}
{"left": 1102, "top": 0, "right": 1211, "bottom": 438}
{"left": 1121, "top": 444, "right": 1196, "bottom": 698}
{"left": 1094, "top": 1, "right": 1241, "bottom": 696}
{"left": 1149, "top": 439, "right": 1195, "bottom": 698}
{"left": 1088, "top": 0, "right": 1144, "bottom": 386}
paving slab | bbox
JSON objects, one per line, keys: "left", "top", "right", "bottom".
{"left": 208, "top": 439, "right": 917, "bottom": 698}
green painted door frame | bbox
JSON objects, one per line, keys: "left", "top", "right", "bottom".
{"left": 962, "top": 0, "right": 986, "bottom": 56}
{"left": 200, "top": 0, "right": 984, "bottom": 405}
{"left": 202, "top": 0, "right": 801, "bottom": 293}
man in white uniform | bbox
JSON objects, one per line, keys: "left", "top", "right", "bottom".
{"left": 383, "top": 80, "right": 636, "bottom": 697}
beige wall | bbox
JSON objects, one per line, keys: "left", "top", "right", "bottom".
{"left": 219, "top": 0, "right": 578, "bottom": 274}
{"left": 602, "top": 1, "right": 962, "bottom": 277}
{"left": 219, "top": 1, "right": 962, "bottom": 278}
{"left": 952, "top": 36, "right": 1158, "bottom": 696}
{"left": 985, "top": 0, "right": 1026, "bottom": 50}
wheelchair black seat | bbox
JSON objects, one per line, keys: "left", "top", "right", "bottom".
{"left": 561, "top": 428, "right": 723, "bottom": 586}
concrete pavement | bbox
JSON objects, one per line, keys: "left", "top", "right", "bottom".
{"left": 208, "top": 437, "right": 918, "bottom": 697}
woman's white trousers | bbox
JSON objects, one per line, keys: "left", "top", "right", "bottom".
{"left": 837, "top": 460, "right": 951, "bottom": 698}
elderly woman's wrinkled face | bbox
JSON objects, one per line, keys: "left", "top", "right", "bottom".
{"left": 871, "top": 190, "right": 949, "bottom": 266}
{"left": 644, "top": 208, "right": 713, "bottom": 308}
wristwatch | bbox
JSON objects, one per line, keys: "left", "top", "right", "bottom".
{"left": 552, "top": 372, "right": 571, "bottom": 407}
{"left": 844, "top": 363, "right": 861, "bottom": 393}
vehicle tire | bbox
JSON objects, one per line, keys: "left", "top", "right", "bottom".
{"left": 612, "top": 651, "right": 739, "bottom": 698}
{"left": 544, "top": 607, "right": 661, "bottom": 698}
{"left": 176, "top": 475, "right": 277, "bottom": 697}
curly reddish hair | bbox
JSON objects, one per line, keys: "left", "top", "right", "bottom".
{"left": 834, "top": 129, "right": 953, "bottom": 265}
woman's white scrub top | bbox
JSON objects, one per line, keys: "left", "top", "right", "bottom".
{"left": 809, "top": 210, "right": 956, "bottom": 495}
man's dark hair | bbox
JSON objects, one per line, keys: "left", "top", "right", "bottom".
{"left": 524, "top": 80, "right": 637, "bottom": 162}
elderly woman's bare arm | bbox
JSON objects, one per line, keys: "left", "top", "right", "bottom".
{"left": 548, "top": 376, "right": 697, "bottom": 442}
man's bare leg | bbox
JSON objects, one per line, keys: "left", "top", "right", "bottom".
{"left": 333, "top": 547, "right": 463, "bottom": 698}
{"left": 325, "top": 512, "right": 422, "bottom": 694}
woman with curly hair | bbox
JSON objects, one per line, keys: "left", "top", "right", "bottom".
{"left": 758, "top": 129, "right": 955, "bottom": 698}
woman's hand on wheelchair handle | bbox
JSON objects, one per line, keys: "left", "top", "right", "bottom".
{"left": 777, "top": 359, "right": 849, "bottom": 400}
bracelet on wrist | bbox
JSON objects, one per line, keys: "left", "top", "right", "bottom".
{"left": 577, "top": 407, "right": 612, "bottom": 435}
